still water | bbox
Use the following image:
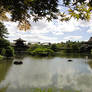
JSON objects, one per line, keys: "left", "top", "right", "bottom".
{"left": 0, "top": 54, "right": 92, "bottom": 92}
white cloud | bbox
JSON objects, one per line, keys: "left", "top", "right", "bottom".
{"left": 78, "top": 18, "right": 92, "bottom": 33}
{"left": 64, "top": 36, "right": 82, "bottom": 41}
{"left": 3, "top": 17, "right": 91, "bottom": 43}
{"left": 87, "top": 28, "right": 92, "bottom": 33}
{"left": 86, "top": 19, "right": 92, "bottom": 33}
{"left": 21, "top": 34, "right": 58, "bottom": 43}
{"left": 4, "top": 21, "right": 59, "bottom": 43}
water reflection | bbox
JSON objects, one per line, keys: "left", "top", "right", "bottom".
{"left": 0, "top": 59, "right": 13, "bottom": 92}
{"left": 0, "top": 56, "right": 92, "bottom": 92}
{"left": 0, "top": 59, "right": 12, "bottom": 83}
{"left": 88, "top": 60, "right": 92, "bottom": 68}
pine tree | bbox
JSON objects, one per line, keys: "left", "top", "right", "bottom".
{"left": 0, "top": 22, "right": 8, "bottom": 38}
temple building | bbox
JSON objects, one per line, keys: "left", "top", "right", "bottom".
{"left": 13, "top": 38, "right": 29, "bottom": 52}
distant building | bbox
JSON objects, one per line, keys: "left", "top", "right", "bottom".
{"left": 41, "top": 42, "right": 51, "bottom": 46}
{"left": 28, "top": 42, "right": 51, "bottom": 46}
{"left": 29, "top": 42, "right": 40, "bottom": 45}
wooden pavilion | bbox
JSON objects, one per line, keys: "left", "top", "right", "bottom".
{"left": 13, "top": 38, "right": 29, "bottom": 52}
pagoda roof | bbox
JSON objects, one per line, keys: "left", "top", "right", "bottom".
{"left": 84, "top": 37, "right": 92, "bottom": 44}
{"left": 88, "top": 37, "right": 92, "bottom": 42}
{"left": 14, "top": 38, "right": 26, "bottom": 42}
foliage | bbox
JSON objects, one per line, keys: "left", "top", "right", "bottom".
{"left": 50, "top": 44, "right": 58, "bottom": 51}
{"left": 0, "top": 0, "right": 92, "bottom": 30}
{"left": 60, "top": 41, "right": 83, "bottom": 53}
{"left": 62, "top": 0, "right": 92, "bottom": 21}
{"left": 5, "top": 46, "right": 14, "bottom": 57}
{"left": 0, "top": 21, "right": 15, "bottom": 57}
{"left": 1, "top": 48, "right": 6, "bottom": 56}
{"left": 28, "top": 44, "right": 42, "bottom": 51}
{"left": 0, "top": 0, "right": 59, "bottom": 30}
{"left": 27, "top": 40, "right": 90, "bottom": 57}
{"left": 28, "top": 47, "right": 54, "bottom": 56}
{"left": 0, "top": 22, "right": 8, "bottom": 38}
{"left": 0, "top": 38, "right": 10, "bottom": 53}
{"left": 0, "top": 38, "right": 14, "bottom": 57}
{"left": 0, "top": 55, "right": 3, "bottom": 60}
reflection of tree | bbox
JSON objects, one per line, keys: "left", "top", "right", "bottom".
{"left": 29, "top": 88, "right": 80, "bottom": 92}
{"left": 88, "top": 60, "right": 92, "bottom": 69}
{"left": 0, "top": 86, "right": 8, "bottom": 92}
{"left": 57, "top": 52, "right": 85, "bottom": 58}
{"left": 0, "top": 60, "right": 12, "bottom": 83}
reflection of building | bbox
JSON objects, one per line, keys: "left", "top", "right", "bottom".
{"left": 13, "top": 38, "right": 29, "bottom": 52}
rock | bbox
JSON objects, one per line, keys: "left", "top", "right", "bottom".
{"left": 68, "top": 60, "right": 72, "bottom": 62}
{"left": 14, "top": 61, "right": 23, "bottom": 65}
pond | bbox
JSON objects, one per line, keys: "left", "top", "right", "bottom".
{"left": 0, "top": 53, "right": 92, "bottom": 92}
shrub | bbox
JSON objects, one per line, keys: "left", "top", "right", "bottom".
{"left": 0, "top": 38, "right": 10, "bottom": 48}
{"left": 28, "top": 48, "right": 54, "bottom": 56}
{"left": 1, "top": 48, "right": 6, "bottom": 56}
{"left": 5, "top": 46, "right": 14, "bottom": 57}
{"left": 0, "top": 55, "right": 3, "bottom": 60}
{"left": 50, "top": 44, "right": 58, "bottom": 51}
{"left": 0, "top": 38, "right": 10, "bottom": 54}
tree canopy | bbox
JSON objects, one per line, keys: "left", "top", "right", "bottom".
{"left": 0, "top": 0, "right": 92, "bottom": 30}
{"left": 0, "top": 22, "right": 8, "bottom": 38}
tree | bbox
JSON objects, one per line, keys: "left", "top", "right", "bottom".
{"left": 1, "top": 48, "right": 6, "bottom": 56}
{"left": 0, "top": 38, "right": 10, "bottom": 48}
{"left": 0, "top": 0, "right": 92, "bottom": 31}
{"left": 50, "top": 44, "right": 58, "bottom": 51}
{"left": 5, "top": 46, "right": 14, "bottom": 57}
{"left": 0, "top": 0, "right": 59, "bottom": 30}
{"left": 0, "top": 38, "right": 15, "bottom": 57}
{"left": 0, "top": 22, "right": 8, "bottom": 38}
{"left": 28, "top": 47, "right": 54, "bottom": 56}
{"left": 62, "top": 0, "right": 92, "bottom": 21}
{"left": 0, "top": 38, "right": 10, "bottom": 54}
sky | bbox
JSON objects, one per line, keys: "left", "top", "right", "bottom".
{"left": 3, "top": 17, "right": 92, "bottom": 43}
